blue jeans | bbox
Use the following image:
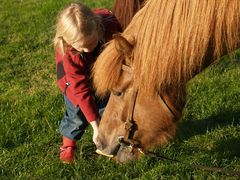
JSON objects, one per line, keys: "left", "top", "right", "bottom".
{"left": 59, "top": 95, "right": 108, "bottom": 141}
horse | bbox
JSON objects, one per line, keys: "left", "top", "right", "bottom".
{"left": 93, "top": 0, "right": 240, "bottom": 163}
{"left": 112, "top": 0, "right": 144, "bottom": 30}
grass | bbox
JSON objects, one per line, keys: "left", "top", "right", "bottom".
{"left": 0, "top": 0, "right": 239, "bottom": 179}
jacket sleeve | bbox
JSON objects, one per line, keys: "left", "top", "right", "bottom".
{"left": 63, "top": 50, "right": 100, "bottom": 122}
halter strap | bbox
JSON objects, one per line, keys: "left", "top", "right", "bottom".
{"left": 124, "top": 87, "right": 138, "bottom": 143}
{"left": 119, "top": 64, "right": 177, "bottom": 150}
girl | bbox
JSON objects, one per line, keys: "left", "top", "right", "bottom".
{"left": 53, "top": 3, "right": 122, "bottom": 163}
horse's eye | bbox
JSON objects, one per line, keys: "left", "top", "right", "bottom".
{"left": 112, "top": 90, "right": 123, "bottom": 96}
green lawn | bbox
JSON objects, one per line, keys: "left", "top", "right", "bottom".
{"left": 0, "top": 0, "right": 239, "bottom": 179}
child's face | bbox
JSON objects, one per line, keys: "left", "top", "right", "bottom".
{"left": 71, "top": 32, "right": 99, "bottom": 53}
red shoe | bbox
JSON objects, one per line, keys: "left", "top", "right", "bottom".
{"left": 60, "top": 146, "right": 76, "bottom": 164}
{"left": 60, "top": 137, "right": 77, "bottom": 164}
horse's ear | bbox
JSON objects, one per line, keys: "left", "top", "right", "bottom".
{"left": 112, "top": 33, "right": 134, "bottom": 57}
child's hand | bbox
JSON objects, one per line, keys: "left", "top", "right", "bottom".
{"left": 92, "top": 128, "right": 99, "bottom": 145}
{"left": 90, "top": 118, "right": 100, "bottom": 145}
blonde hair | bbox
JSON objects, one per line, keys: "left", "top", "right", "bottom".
{"left": 53, "top": 3, "right": 103, "bottom": 55}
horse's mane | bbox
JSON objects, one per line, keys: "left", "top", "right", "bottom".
{"left": 93, "top": 0, "right": 240, "bottom": 97}
{"left": 112, "top": 0, "right": 145, "bottom": 30}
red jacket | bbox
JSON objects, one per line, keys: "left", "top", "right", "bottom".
{"left": 56, "top": 9, "right": 122, "bottom": 122}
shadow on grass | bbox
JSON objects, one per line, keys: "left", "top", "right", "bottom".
{"left": 176, "top": 109, "right": 240, "bottom": 158}
{"left": 213, "top": 137, "right": 240, "bottom": 159}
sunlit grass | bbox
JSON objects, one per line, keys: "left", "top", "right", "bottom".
{"left": 0, "top": 0, "right": 239, "bottom": 179}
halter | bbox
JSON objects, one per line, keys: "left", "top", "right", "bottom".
{"left": 118, "top": 86, "right": 139, "bottom": 152}
{"left": 117, "top": 64, "right": 176, "bottom": 154}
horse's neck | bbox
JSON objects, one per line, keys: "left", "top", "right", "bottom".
{"left": 161, "top": 86, "right": 186, "bottom": 120}
{"left": 113, "top": 0, "right": 143, "bottom": 30}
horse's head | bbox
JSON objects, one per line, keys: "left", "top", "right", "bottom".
{"left": 95, "top": 34, "right": 185, "bottom": 163}
{"left": 93, "top": 0, "right": 240, "bottom": 163}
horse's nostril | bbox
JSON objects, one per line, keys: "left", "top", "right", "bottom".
{"left": 118, "top": 136, "right": 125, "bottom": 146}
